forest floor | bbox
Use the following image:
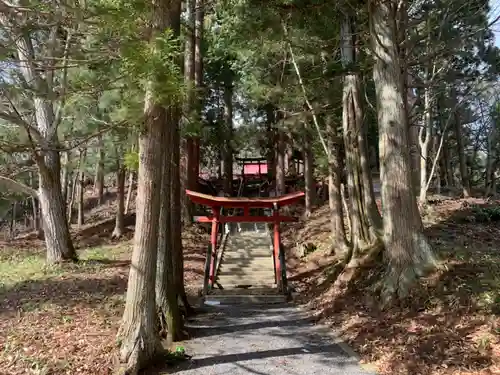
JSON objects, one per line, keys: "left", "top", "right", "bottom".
{"left": 0, "top": 215, "right": 208, "bottom": 375}
{"left": 283, "top": 196, "right": 500, "bottom": 375}
{"left": 1, "top": 193, "right": 500, "bottom": 375}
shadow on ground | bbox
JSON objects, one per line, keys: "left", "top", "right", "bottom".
{"left": 146, "top": 304, "right": 370, "bottom": 375}
{"left": 0, "top": 265, "right": 128, "bottom": 315}
{"left": 285, "top": 198, "right": 500, "bottom": 375}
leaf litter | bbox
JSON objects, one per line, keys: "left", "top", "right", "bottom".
{"left": 284, "top": 197, "right": 500, "bottom": 375}
{"left": 0, "top": 225, "right": 208, "bottom": 375}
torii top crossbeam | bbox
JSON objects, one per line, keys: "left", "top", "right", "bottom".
{"left": 185, "top": 190, "right": 304, "bottom": 209}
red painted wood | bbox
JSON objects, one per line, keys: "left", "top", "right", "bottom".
{"left": 273, "top": 209, "right": 281, "bottom": 287}
{"left": 185, "top": 190, "right": 304, "bottom": 208}
{"left": 209, "top": 207, "right": 220, "bottom": 287}
{"left": 194, "top": 215, "right": 297, "bottom": 223}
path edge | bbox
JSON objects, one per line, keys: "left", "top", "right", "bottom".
{"left": 294, "top": 303, "right": 379, "bottom": 374}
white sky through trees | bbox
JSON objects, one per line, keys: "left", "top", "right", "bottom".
{"left": 491, "top": 0, "right": 500, "bottom": 46}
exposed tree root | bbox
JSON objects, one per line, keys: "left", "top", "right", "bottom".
{"left": 331, "top": 231, "right": 439, "bottom": 309}
{"left": 157, "top": 306, "right": 188, "bottom": 345}
{"left": 378, "top": 231, "right": 439, "bottom": 307}
{"left": 115, "top": 323, "right": 163, "bottom": 375}
{"left": 333, "top": 239, "right": 384, "bottom": 294}
{"left": 111, "top": 227, "right": 124, "bottom": 239}
{"left": 179, "top": 293, "right": 195, "bottom": 317}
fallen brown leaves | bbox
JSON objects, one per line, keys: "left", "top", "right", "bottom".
{"left": 285, "top": 197, "right": 500, "bottom": 375}
{"left": 0, "top": 225, "right": 208, "bottom": 375}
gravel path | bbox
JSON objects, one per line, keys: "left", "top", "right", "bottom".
{"left": 171, "top": 303, "right": 375, "bottom": 375}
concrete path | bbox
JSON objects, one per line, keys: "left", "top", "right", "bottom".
{"left": 171, "top": 303, "right": 375, "bottom": 375}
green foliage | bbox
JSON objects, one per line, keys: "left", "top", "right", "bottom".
{"left": 470, "top": 206, "right": 500, "bottom": 223}
{"left": 120, "top": 30, "right": 184, "bottom": 104}
{"left": 124, "top": 151, "right": 139, "bottom": 171}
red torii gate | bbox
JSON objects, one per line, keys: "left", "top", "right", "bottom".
{"left": 185, "top": 190, "right": 305, "bottom": 294}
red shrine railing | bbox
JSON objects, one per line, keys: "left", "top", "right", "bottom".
{"left": 185, "top": 190, "right": 304, "bottom": 295}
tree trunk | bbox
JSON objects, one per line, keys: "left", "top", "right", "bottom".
{"left": 341, "top": 15, "right": 381, "bottom": 253}
{"left": 451, "top": 89, "right": 470, "bottom": 197}
{"left": 418, "top": 83, "right": 433, "bottom": 204}
{"left": 61, "top": 151, "right": 70, "bottom": 204}
{"left": 29, "top": 172, "right": 43, "bottom": 236}
{"left": 112, "top": 164, "right": 126, "bottom": 239}
{"left": 432, "top": 128, "right": 442, "bottom": 194}
{"left": 172, "top": 2, "right": 193, "bottom": 309}
{"left": 171, "top": 104, "right": 193, "bottom": 315}
{"left": 265, "top": 104, "right": 276, "bottom": 181}
{"left": 67, "top": 170, "right": 78, "bottom": 223}
{"left": 38, "top": 154, "right": 77, "bottom": 264}
{"left": 221, "top": 81, "right": 234, "bottom": 196}
{"left": 182, "top": 0, "right": 196, "bottom": 222}
{"left": 156, "top": 107, "right": 184, "bottom": 344}
{"left": 125, "top": 171, "right": 134, "bottom": 215}
{"left": 191, "top": 0, "right": 203, "bottom": 194}
{"left": 9, "top": 202, "right": 16, "bottom": 239}
{"left": 276, "top": 129, "right": 286, "bottom": 195}
{"left": 370, "top": 0, "right": 437, "bottom": 304}
{"left": 483, "top": 101, "right": 495, "bottom": 195}
{"left": 486, "top": 137, "right": 496, "bottom": 195}
{"left": 326, "top": 114, "right": 349, "bottom": 254}
{"left": 94, "top": 134, "right": 105, "bottom": 204}
{"left": 194, "top": 0, "right": 204, "bottom": 87}
{"left": 303, "top": 122, "right": 315, "bottom": 216}
{"left": 77, "top": 149, "right": 86, "bottom": 228}
{"left": 117, "top": 100, "right": 164, "bottom": 374}
{"left": 491, "top": 169, "right": 498, "bottom": 195}
{"left": 12, "top": 18, "right": 76, "bottom": 264}
{"left": 441, "top": 131, "right": 452, "bottom": 187}
{"left": 117, "top": 0, "right": 182, "bottom": 372}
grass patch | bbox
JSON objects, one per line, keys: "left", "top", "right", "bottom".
{"left": 0, "top": 244, "right": 131, "bottom": 290}
{"left": 0, "top": 242, "right": 131, "bottom": 375}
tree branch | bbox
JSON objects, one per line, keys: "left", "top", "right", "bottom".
{"left": 0, "top": 175, "right": 38, "bottom": 198}
{"left": 282, "top": 21, "right": 330, "bottom": 158}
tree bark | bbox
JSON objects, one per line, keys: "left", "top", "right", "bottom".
{"left": 77, "top": 149, "right": 86, "bottom": 228}
{"left": 303, "top": 122, "right": 315, "bottom": 216}
{"left": 125, "top": 171, "right": 134, "bottom": 215}
{"left": 38, "top": 153, "right": 77, "bottom": 264}
{"left": 370, "top": 0, "right": 437, "bottom": 305}
{"left": 194, "top": 0, "right": 204, "bottom": 88}
{"left": 326, "top": 114, "right": 349, "bottom": 254}
{"left": 94, "top": 134, "right": 105, "bottom": 204}
{"left": 10, "top": 202, "right": 17, "bottom": 239}
{"left": 171, "top": 103, "right": 193, "bottom": 315}
{"left": 194, "top": 0, "right": 204, "bottom": 180}
{"left": 8, "top": 17, "right": 76, "bottom": 264}
{"left": 265, "top": 104, "right": 276, "bottom": 181}
{"left": 183, "top": 0, "right": 196, "bottom": 222}
{"left": 61, "top": 150, "right": 70, "bottom": 204}
{"left": 67, "top": 169, "right": 78, "bottom": 223}
{"left": 418, "top": 82, "right": 433, "bottom": 204}
{"left": 29, "top": 172, "right": 42, "bottom": 236}
{"left": 221, "top": 80, "right": 234, "bottom": 196}
{"left": 341, "top": 15, "right": 381, "bottom": 254}
{"left": 112, "top": 164, "right": 126, "bottom": 239}
{"left": 486, "top": 131, "right": 496, "bottom": 195}
{"left": 117, "top": 99, "right": 165, "bottom": 374}
{"left": 156, "top": 106, "right": 184, "bottom": 344}
{"left": 451, "top": 88, "right": 470, "bottom": 197}
{"left": 117, "top": 0, "right": 181, "bottom": 372}
{"left": 276, "top": 129, "right": 286, "bottom": 195}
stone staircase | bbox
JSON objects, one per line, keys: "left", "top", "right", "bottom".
{"left": 206, "top": 226, "right": 287, "bottom": 304}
